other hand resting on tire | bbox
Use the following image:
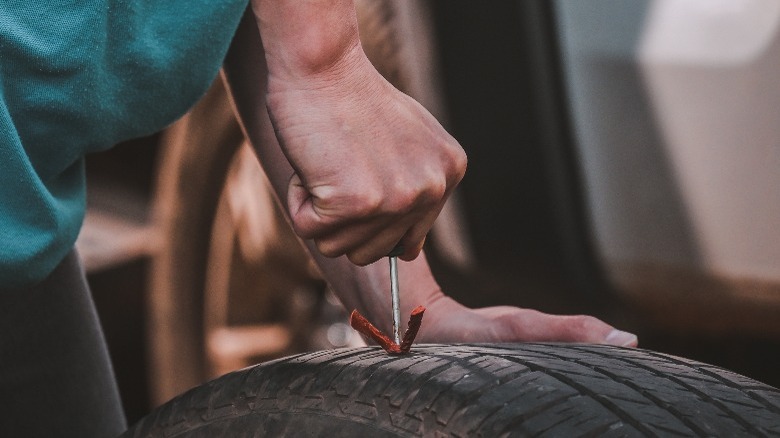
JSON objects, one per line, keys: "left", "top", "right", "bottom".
{"left": 312, "top": 251, "right": 638, "bottom": 348}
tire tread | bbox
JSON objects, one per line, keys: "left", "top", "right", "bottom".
{"left": 124, "top": 344, "right": 780, "bottom": 437}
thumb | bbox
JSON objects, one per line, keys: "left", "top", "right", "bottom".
{"left": 286, "top": 173, "right": 319, "bottom": 239}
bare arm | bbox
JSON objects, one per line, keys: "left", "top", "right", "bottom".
{"left": 220, "top": 5, "right": 441, "bottom": 333}
{"left": 249, "top": 0, "right": 467, "bottom": 266}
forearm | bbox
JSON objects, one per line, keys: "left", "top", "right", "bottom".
{"left": 222, "top": 10, "right": 446, "bottom": 336}
{"left": 251, "top": 0, "right": 364, "bottom": 81}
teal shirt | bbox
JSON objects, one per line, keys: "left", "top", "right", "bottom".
{"left": 1, "top": 0, "right": 248, "bottom": 288}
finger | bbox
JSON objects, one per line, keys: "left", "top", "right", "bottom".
{"left": 286, "top": 173, "right": 318, "bottom": 238}
{"left": 309, "top": 205, "right": 428, "bottom": 262}
{"left": 312, "top": 218, "right": 398, "bottom": 260}
{"left": 387, "top": 243, "right": 405, "bottom": 257}
{"left": 549, "top": 314, "right": 638, "bottom": 347}
{"left": 397, "top": 203, "right": 444, "bottom": 261}
{"left": 489, "top": 309, "right": 638, "bottom": 347}
{"left": 314, "top": 200, "right": 439, "bottom": 263}
{"left": 316, "top": 216, "right": 417, "bottom": 264}
{"left": 323, "top": 219, "right": 416, "bottom": 265}
{"left": 286, "top": 174, "right": 366, "bottom": 240}
{"left": 344, "top": 225, "right": 412, "bottom": 265}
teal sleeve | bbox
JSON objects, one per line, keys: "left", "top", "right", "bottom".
{"left": 0, "top": 0, "right": 249, "bottom": 288}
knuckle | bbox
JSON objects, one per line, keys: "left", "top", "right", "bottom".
{"left": 568, "top": 315, "right": 599, "bottom": 334}
{"left": 398, "top": 171, "right": 447, "bottom": 209}
{"left": 447, "top": 144, "right": 468, "bottom": 182}
{"left": 412, "top": 173, "right": 447, "bottom": 208}
{"left": 315, "top": 239, "right": 343, "bottom": 258}
{"left": 426, "top": 176, "right": 448, "bottom": 203}
{"left": 454, "top": 148, "right": 468, "bottom": 177}
{"left": 394, "top": 183, "right": 421, "bottom": 211}
{"left": 351, "top": 189, "right": 384, "bottom": 217}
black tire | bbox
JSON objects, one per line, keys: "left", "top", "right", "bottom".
{"left": 124, "top": 343, "right": 780, "bottom": 437}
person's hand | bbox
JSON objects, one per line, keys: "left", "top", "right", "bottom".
{"left": 248, "top": 0, "right": 634, "bottom": 349}
{"left": 264, "top": 46, "right": 467, "bottom": 266}
{"left": 417, "top": 296, "right": 639, "bottom": 347}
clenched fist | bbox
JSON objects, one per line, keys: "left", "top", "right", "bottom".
{"left": 264, "top": 40, "right": 466, "bottom": 265}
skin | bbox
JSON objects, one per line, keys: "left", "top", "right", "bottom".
{"left": 223, "top": 0, "right": 638, "bottom": 348}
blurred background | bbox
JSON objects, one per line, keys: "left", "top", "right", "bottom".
{"left": 78, "top": 0, "right": 780, "bottom": 423}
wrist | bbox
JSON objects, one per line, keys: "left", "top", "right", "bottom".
{"left": 252, "top": 0, "right": 364, "bottom": 82}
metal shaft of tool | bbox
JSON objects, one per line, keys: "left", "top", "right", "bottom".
{"left": 389, "top": 255, "right": 401, "bottom": 345}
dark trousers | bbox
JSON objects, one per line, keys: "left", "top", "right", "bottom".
{"left": 0, "top": 251, "right": 126, "bottom": 437}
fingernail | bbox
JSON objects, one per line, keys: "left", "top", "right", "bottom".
{"left": 604, "top": 329, "right": 638, "bottom": 347}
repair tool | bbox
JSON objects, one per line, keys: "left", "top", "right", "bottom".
{"left": 388, "top": 244, "right": 404, "bottom": 344}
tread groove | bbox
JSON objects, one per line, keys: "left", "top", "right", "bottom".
{"left": 540, "top": 347, "right": 714, "bottom": 436}
{"left": 607, "top": 352, "right": 767, "bottom": 436}
{"left": 686, "top": 364, "right": 780, "bottom": 415}
{"left": 496, "top": 353, "right": 659, "bottom": 437}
